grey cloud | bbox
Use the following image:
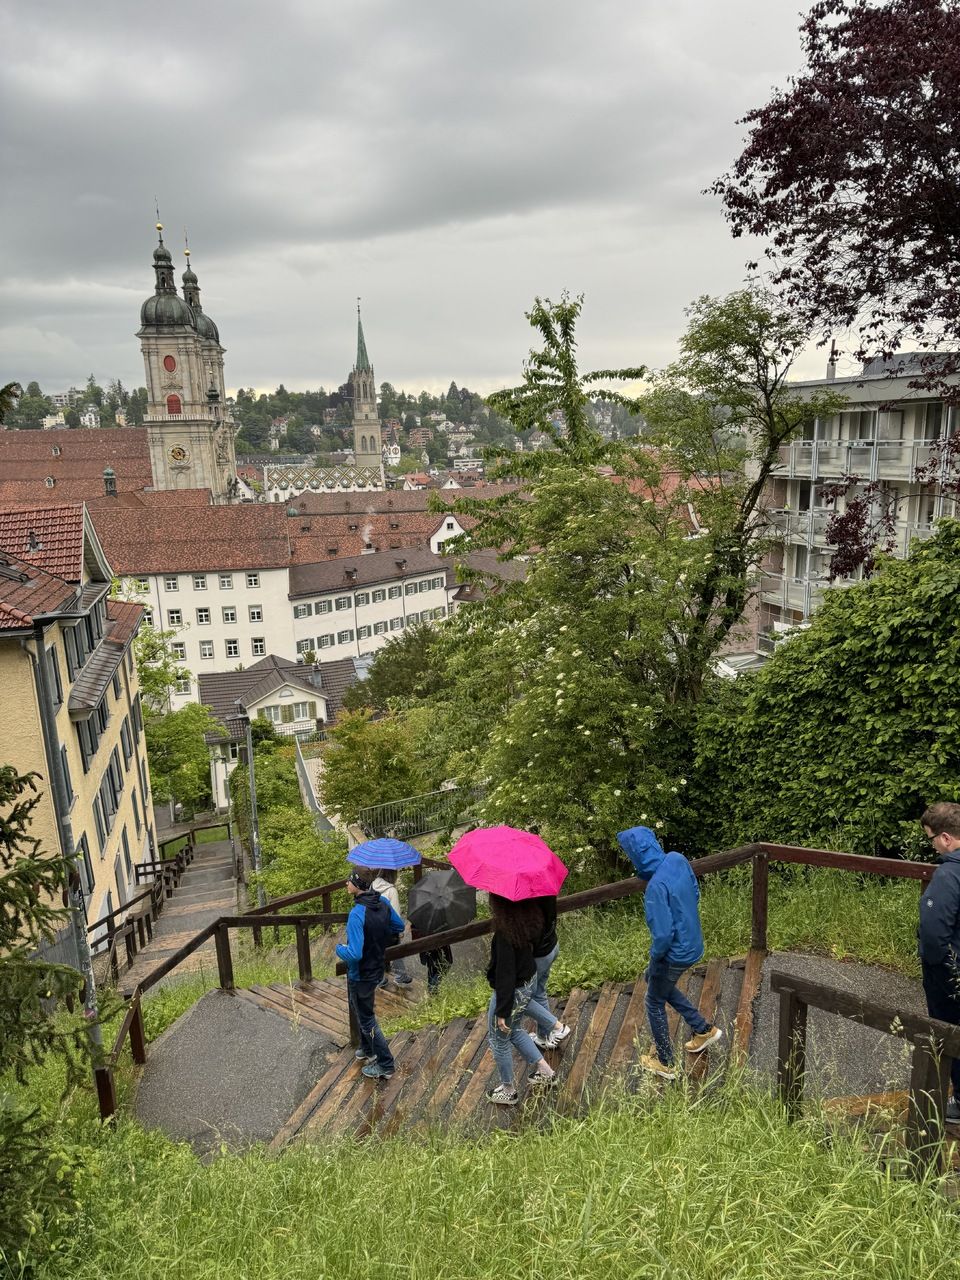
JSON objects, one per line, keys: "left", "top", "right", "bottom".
{"left": 0, "top": 0, "right": 825, "bottom": 394}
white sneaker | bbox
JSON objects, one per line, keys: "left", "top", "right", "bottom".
{"left": 486, "top": 1084, "right": 519, "bottom": 1106}
{"left": 546, "top": 1022, "right": 571, "bottom": 1048}
{"left": 530, "top": 1031, "right": 550, "bottom": 1049}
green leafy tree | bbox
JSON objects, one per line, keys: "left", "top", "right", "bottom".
{"left": 130, "top": 624, "right": 189, "bottom": 715}
{"left": 0, "top": 381, "right": 22, "bottom": 423}
{"left": 318, "top": 710, "right": 432, "bottom": 824}
{"left": 341, "top": 623, "right": 444, "bottom": 712}
{"left": 638, "top": 289, "right": 847, "bottom": 699}
{"left": 145, "top": 703, "right": 224, "bottom": 816}
{"left": 64, "top": 407, "right": 81, "bottom": 429}
{"left": 0, "top": 766, "right": 87, "bottom": 1263}
{"left": 692, "top": 519, "right": 960, "bottom": 856}
{"left": 84, "top": 375, "right": 103, "bottom": 408}
{"left": 228, "top": 739, "right": 302, "bottom": 852}
{"left": 251, "top": 805, "right": 349, "bottom": 906}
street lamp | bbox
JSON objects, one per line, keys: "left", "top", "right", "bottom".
{"left": 234, "top": 700, "right": 266, "bottom": 910}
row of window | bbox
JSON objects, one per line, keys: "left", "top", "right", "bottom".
{"left": 294, "top": 607, "right": 448, "bottom": 652}
{"left": 260, "top": 699, "right": 319, "bottom": 724}
{"left": 171, "top": 637, "right": 267, "bottom": 662}
{"left": 165, "top": 604, "right": 264, "bottom": 627}
{"left": 291, "top": 578, "right": 446, "bottom": 619}
{"left": 149, "top": 572, "right": 261, "bottom": 592}
{"left": 75, "top": 787, "right": 148, "bottom": 917}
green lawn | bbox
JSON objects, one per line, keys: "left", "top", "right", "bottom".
{"left": 23, "top": 1079, "right": 960, "bottom": 1280}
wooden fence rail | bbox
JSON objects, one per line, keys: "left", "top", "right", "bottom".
{"left": 771, "top": 970, "right": 960, "bottom": 1175}
{"left": 96, "top": 838, "right": 940, "bottom": 1157}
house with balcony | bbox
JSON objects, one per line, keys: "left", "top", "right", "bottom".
{"left": 0, "top": 503, "right": 155, "bottom": 956}
{"left": 197, "top": 653, "right": 360, "bottom": 809}
{"left": 759, "top": 355, "right": 959, "bottom": 653}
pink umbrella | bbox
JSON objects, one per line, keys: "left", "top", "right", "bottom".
{"left": 448, "top": 825, "right": 569, "bottom": 901}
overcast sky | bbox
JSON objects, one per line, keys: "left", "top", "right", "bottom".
{"left": 0, "top": 0, "right": 833, "bottom": 400}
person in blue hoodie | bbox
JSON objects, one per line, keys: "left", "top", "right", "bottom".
{"left": 920, "top": 802, "right": 960, "bottom": 1123}
{"left": 617, "top": 825, "right": 723, "bottom": 1079}
{"left": 336, "top": 868, "right": 406, "bottom": 1081}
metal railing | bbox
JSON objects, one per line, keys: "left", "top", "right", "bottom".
{"left": 777, "top": 439, "right": 941, "bottom": 482}
{"left": 356, "top": 786, "right": 485, "bottom": 840}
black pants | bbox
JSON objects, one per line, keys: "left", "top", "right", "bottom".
{"left": 921, "top": 958, "right": 960, "bottom": 1097}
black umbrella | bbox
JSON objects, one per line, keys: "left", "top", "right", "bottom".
{"left": 407, "top": 868, "right": 477, "bottom": 936}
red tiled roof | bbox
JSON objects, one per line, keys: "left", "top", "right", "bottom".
{"left": 0, "top": 428, "right": 153, "bottom": 505}
{"left": 0, "top": 504, "right": 86, "bottom": 581}
{"left": 104, "top": 598, "right": 145, "bottom": 648}
{"left": 286, "top": 510, "right": 473, "bottom": 564}
{"left": 90, "top": 504, "right": 291, "bottom": 574}
{"left": 84, "top": 489, "right": 213, "bottom": 511}
{"left": 0, "top": 552, "right": 76, "bottom": 631}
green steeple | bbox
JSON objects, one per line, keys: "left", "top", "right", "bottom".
{"left": 355, "top": 302, "right": 372, "bottom": 372}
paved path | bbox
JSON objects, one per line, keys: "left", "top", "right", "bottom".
{"left": 122, "top": 837, "right": 238, "bottom": 991}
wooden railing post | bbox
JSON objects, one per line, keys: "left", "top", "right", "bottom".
{"left": 129, "top": 997, "right": 147, "bottom": 1066}
{"left": 215, "top": 923, "right": 235, "bottom": 990}
{"left": 751, "top": 852, "right": 769, "bottom": 952}
{"left": 906, "top": 1034, "right": 950, "bottom": 1175}
{"left": 295, "top": 923, "right": 313, "bottom": 984}
{"left": 775, "top": 984, "right": 807, "bottom": 1122}
{"left": 94, "top": 1065, "right": 117, "bottom": 1121}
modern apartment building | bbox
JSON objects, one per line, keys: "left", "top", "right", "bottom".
{"left": 0, "top": 504, "right": 155, "bottom": 956}
{"left": 759, "top": 356, "right": 959, "bottom": 653}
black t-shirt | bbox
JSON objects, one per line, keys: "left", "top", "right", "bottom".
{"left": 531, "top": 895, "right": 558, "bottom": 958}
{"left": 486, "top": 933, "right": 536, "bottom": 1021}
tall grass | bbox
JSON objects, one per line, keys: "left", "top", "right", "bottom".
{"left": 25, "top": 1080, "right": 960, "bottom": 1280}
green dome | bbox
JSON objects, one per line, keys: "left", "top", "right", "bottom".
{"left": 193, "top": 309, "right": 220, "bottom": 342}
{"left": 140, "top": 291, "right": 196, "bottom": 328}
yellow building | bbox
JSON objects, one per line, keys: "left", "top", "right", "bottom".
{"left": 0, "top": 503, "right": 155, "bottom": 970}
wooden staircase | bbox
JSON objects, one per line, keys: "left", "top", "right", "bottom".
{"left": 269, "top": 952, "right": 763, "bottom": 1149}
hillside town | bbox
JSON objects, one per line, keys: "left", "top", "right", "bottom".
{"left": 4, "top": 2, "right": 960, "bottom": 1277}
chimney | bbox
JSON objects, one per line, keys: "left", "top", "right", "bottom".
{"left": 103, "top": 466, "right": 117, "bottom": 497}
{"left": 346, "top": 567, "right": 358, "bottom": 581}
{"left": 26, "top": 530, "right": 42, "bottom": 553}
{"left": 362, "top": 542, "right": 375, "bottom": 555}
{"left": 395, "top": 558, "right": 406, "bottom": 571}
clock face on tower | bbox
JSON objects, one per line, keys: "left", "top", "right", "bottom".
{"left": 163, "top": 355, "right": 177, "bottom": 372}
{"left": 169, "top": 445, "right": 189, "bottom": 463}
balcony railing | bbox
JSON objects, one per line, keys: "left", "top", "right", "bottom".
{"left": 356, "top": 786, "right": 485, "bottom": 840}
{"left": 777, "top": 439, "right": 941, "bottom": 481}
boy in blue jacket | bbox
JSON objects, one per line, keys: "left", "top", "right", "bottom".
{"left": 617, "top": 826, "right": 723, "bottom": 1079}
{"left": 336, "top": 868, "right": 406, "bottom": 1080}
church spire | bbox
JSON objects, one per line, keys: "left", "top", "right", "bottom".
{"left": 355, "top": 298, "right": 372, "bottom": 372}
{"left": 152, "top": 221, "right": 176, "bottom": 294}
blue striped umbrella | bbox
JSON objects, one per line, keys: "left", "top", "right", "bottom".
{"left": 347, "top": 837, "right": 422, "bottom": 870}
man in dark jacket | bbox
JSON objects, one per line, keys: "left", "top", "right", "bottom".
{"left": 618, "top": 826, "right": 723, "bottom": 1079}
{"left": 920, "top": 803, "right": 960, "bottom": 1122}
{"left": 336, "top": 868, "right": 405, "bottom": 1081}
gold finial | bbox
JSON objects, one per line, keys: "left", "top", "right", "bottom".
{"left": 156, "top": 222, "right": 163, "bottom": 232}
{"left": 184, "top": 226, "right": 190, "bottom": 258}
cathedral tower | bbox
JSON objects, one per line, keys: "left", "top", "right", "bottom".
{"left": 351, "top": 304, "right": 383, "bottom": 482}
{"left": 137, "top": 224, "right": 237, "bottom": 502}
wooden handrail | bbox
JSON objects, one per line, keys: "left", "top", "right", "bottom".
{"left": 771, "top": 969, "right": 960, "bottom": 1176}
{"left": 243, "top": 855, "right": 450, "bottom": 916}
{"left": 94, "top": 838, "right": 941, "bottom": 1123}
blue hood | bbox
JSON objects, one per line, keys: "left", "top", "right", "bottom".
{"left": 617, "top": 826, "right": 666, "bottom": 879}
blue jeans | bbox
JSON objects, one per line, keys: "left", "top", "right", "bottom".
{"left": 530, "top": 944, "right": 560, "bottom": 1036}
{"left": 922, "top": 959, "right": 960, "bottom": 1098}
{"left": 487, "top": 978, "right": 542, "bottom": 1087}
{"left": 348, "top": 978, "right": 395, "bottom": 1073}
{"left": 645, "top": 961, "right": 708, "bottom": 1066}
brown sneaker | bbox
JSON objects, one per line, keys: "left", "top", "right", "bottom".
{"left": 684, "top": 1026, "right": 723, "bottom": 1054}
{"left": 638, "top": 1051, "right": 677, "bottom": 1080}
